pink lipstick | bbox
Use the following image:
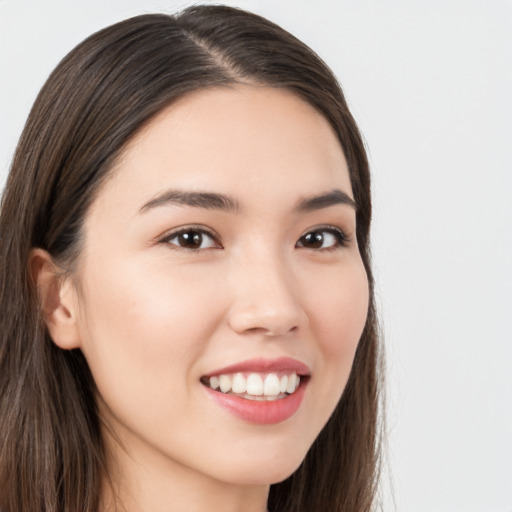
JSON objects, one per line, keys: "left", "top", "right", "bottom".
{"left": 201, "top": 357, "right": 310, "bottom": 424}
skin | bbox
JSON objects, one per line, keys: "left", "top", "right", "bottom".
{"left": 35, "top": 85, "right": 369, "bottom": 512}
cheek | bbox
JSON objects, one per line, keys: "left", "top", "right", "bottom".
{"left": 75, "top": 257, "right": 224, "bottom": 401}
{"left": 303, "top": 256, "right": 369, "bottom": 426}
{"left": 285, "top": 257, "right": 368, "bottom": 458}
{"left": 310, "top": 260, "right": 369, "bottom": 360}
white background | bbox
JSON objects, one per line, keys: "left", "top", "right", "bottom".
{"left": 1, "top": 1, "right": 511, "bottom": 511}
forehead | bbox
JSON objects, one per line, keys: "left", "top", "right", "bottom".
{"left": 91, "top": 85, "right": 352, "bottom": 218}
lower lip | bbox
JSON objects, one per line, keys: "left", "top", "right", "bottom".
{"left": 203, "top": 381, "right": 307, "bottom": 425}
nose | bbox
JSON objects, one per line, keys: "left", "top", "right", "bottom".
{"left": 226, "top": 253, "right": 309, "bottom": 337}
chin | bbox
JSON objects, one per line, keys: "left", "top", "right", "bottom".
{"left": 216, "top": 447, "right": 307, "bottom": 486}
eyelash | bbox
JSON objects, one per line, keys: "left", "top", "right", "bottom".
{"left": 160, "top": 225, "right": 221, "bottom": 252}
{"left": 159, "top": 225, "right": 349, "bottom": 252}
{"left": 296, "top": 226, "right": 349, "bottom": 251}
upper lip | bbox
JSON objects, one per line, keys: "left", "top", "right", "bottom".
{"left": 204, "top": 357, "right": 311, "bottom": 377}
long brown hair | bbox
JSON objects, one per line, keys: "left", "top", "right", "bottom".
{"left": 0, "top": 5, "right": 382, "bottom": 511}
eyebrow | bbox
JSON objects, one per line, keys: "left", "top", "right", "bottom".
{"left": 140, "top": 190, "right": 241, "bottom": 213}
{"left": 139, "top": 188, "right": 357, "bottom": 214}
{"left": 296, "top": 189, "right": 358, "bottom": 212}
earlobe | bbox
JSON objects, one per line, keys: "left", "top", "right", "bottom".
{"left": 29, "top": 248, "right": 82, "bottom": 350}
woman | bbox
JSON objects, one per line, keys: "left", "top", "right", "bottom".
{"left": 0, "top": 5, "right": 382, "bottom": 512}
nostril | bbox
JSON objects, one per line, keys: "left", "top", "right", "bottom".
{"left": 240, "top": 323, "right": 300, "bottom": 338}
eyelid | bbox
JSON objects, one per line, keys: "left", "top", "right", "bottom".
{"left": 159, "top": 224, "right": 223, "bottom": 250}
{"left": 156, "top": 223, "right": 349, "bottom": 251}
{"left": 296, "top": 225, "right": 350, "bottom": 249}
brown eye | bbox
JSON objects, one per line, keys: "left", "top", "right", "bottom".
{"left": 177, "top": 231, "right": 203, "bottom": 249}
{"left": 300, "top": 232, "right": 324, "bottom": 248}
{"left": 296, "top": 228, "right": 347, "bottom": 250}
{"left": 164, "top": 228, "right": 220, "bottom": 250}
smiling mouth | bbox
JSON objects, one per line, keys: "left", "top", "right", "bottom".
{"left": 200, "top": 371, "right": 302, "bottom": 401}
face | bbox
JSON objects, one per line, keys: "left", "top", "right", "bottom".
{"left": 71, "top": 86, "right": 368, "bottom": 492}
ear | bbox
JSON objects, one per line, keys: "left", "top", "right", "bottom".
{"left": 29, "top": 248, "right": 82, "bottom": 350}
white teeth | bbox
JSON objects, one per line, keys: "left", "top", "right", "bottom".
{"left": 219, "top": 374, "right": 232, "bottom": 393}
{"left": 263, "top": 373, "right": 280, "bottom": 396}
{"left": 232, "top": 373, "right": 246, "bottom": 394}
{"left": 246, "top": 374, "right": 264, "bottom": 396}
{"left": 207, "top": 371, "right": 302, "bottom": 399}
{"left": 209, "top": 376, "right": 219, "bottom": 390}
{"left": 279, "top": 375, "right": 288, "bottom": 393}
{"left": 286, "top": 373, "right": 299, "bottom": 394}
